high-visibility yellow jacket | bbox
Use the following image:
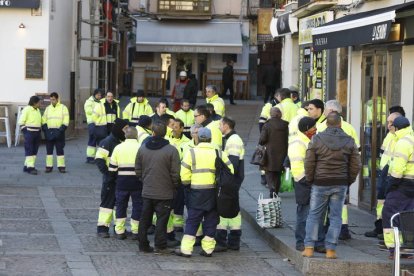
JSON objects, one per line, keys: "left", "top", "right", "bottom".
{"left": 109, "top": 139, "right": 140, "bottom": 190}
{"left": 99, "top": 98, "right": 120, "bottom": 125}
{"left": 42, "top": 102, "right": 69, "bottom": 129}
{"left": 122, "top": 97, "right": 153, "bottom": 125}
{"left": 288, "top": 108, "right": 309, "bottom": 140}
{"left": 275, "top": 98, "right": 299, "bottom": 123}
{"left": 366, "top": 97, "right": 387, "bottom": 125}
{"left": 19, "top": 106, "right": 41, "bottom": 131}
{"left": 206, "top": 94, "right": 225, "bottom": 117}
{"left": 168, "top": 134, "right": 190, "bottom": 160}
{"left": 317, "top": 117, "right": 360, "bottom": 148}
{"left": 259, "top": 103, "right": 272, "bottom": 124}
{"left": 223, "top": 131, "right": 245, "bottom": 184}
{"left": 166, "top": 108, "right": 176, "bottom": 118}
{"left": 288, "top": 131, "right": 310, "bottom": 182}
{"left": 389, "top": 127, "right": 414, "bottom": 180}
{"left": 175, "top": 109, "right": 195, "bottom": 134}
{"left": 206, "top": 120, "right": 223, "bottom": 149}
{"left": 315, "top": 114, "right": 326, "bottom": 130}
{"left": 136, "top": 125, "right": 152, "bottom": 145}
{"left": 84, "top": 96, "right": 101, "bottom": 124}
{"left": 379, "top": 132, "right": 398, "bottom": 170}
{"left": 92, "top": 101, "right": 108, "bottom": 127}
{"left": 181, "top": 142, "right": 233, "bottom": 210}
{"left": 181, "top": 139, "right": 196, "bottom": 157}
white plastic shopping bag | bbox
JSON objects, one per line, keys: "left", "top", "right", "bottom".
{"left": 256, "top": 193, "right": 283, "bottom": 228}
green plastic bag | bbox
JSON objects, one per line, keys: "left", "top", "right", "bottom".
{"left": 280, "top": 169, "right": 294, "bottom": 193}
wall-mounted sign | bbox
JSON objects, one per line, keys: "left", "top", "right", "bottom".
{"left": 299, "top": 11, "right": 334, "bottom": 45}
{"left": 0, "top": 0, "right": 40, "bottom": 8}
{"left": 258, "top": 9, "right": 273, "bottom": 42}
{"left": 25, "top": 49, "right": 44, "bottom": 80}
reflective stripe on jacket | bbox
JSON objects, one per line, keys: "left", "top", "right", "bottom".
{"left": 19, "top": 106, "right": 41, "bottom": 131}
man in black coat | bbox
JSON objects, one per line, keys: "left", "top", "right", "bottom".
{"left": 222, "top": 60, "right": 236, "bottom": 105}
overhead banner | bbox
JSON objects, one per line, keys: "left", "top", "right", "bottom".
{"left": 0, "top": 0, "right": 40, "bottom": 8}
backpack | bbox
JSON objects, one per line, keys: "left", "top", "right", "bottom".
{"left": 215, "top": 150, "right": 239, "bottom": 218}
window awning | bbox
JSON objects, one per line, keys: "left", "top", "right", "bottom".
{"left": 0, "top": 0, "right": 40, "bottom": 8}
{"left": 135, "top": 20, "right": 243, "bottom": 54}
{"left": 311, "top": 2, "right": 414, "bottom": 51}
{"left": 270, "top": 12, "right": 298, "bottom": 38}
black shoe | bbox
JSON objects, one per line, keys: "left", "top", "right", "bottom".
{"left": 174, "top": 248, "right": 191, "bottom": 258}
{"left": 130, "top": 234, "right": 139, "bottom": 241}
{"left": 200, "top": 250, "right": 212, "bottom": 257}
{"left": 377, "top": 234, "right": 384, "bottom": 240}
{"left": 86, "top": 159, "right": 95, "bottom": 164}
{"left": 58, "top": 167, "right": 66, "bottom": 173}
{"left": 154, "top": 248, "right": 172, "bottom": 255}
{"left": 97, "top": 232, "right": 110, "bottom": 238}
{"left": 296, "top": 244, "right": 305, "bottom": 251}
{"left": 261, "top": 175, "right": 267, "bottom": 185}
{"left": 174, "top": 226, "right": 184, "bottom": 233}
{"left": 167, "top": 239, "right": 180, "bottom": 248}
{"left": 214, "top": 244, "right": 227, "bottom": 253}
{"left": 28, "top": 168, "right": 38, "bottom": 175}
{"left": 115, "top": 233, "right": 127, "bottom": 240}
{"left": 23, "top": 166, "right": 28, "bottom": 172}
{"left": 45, "top": 167, "right": 53, "bottom": 173}
{"left": 139, "top": 246, "right": 154, "bottom": 253}
{"left": 338, "top": 232, "right": 351, "bottom": 240}
{"left": 364, "top": 230, "right": 379, "bottom": 238}
{"left": 147, "top": 225, "right": 155, "bottom": 235}
{"left": 314, "top": 245, "right": 326, "bottom": 253}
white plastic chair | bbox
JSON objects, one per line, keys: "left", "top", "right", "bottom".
{"left": 0, "top": 105, "right": 12, "bottom": 148}
{"left": 14, "top": 105, "right": 26, "bottom": 146}
{"left": 391, "top": 211, "right": 414, "bottom": 276}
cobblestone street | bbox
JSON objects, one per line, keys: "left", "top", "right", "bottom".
{"left": 0, "top": 101, "right": 301, "bottom": 275}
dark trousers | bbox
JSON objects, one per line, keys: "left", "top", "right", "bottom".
{"left": 100, "top": 175, "right": 116, "bottom": 209}
{"left": 139, "top": 198, "right": 172, "bottom": 249}
{"left": 173, "top": 185, "right": 185, "bottom": 216}
{"left": 223, "top": 84, "right": 234, "bottom": 104}
{"left": 87, "top": 124, "right": 97, "bottom": 160}
{"left": 382, "top": 190, "right": 414, "bottom": 229}
{"left": 296, "top": 204, "right": 325, "bottom": 247}
{"left": 46, "top": 136, "right": 65, "bottom": 167}
{"left": 24, "top": 130, "right": 41, "bottom": 168}
{"left": 266, "top": 171, "right": 282, "bottom": 196}
{"left": 264, "top": 86, "right": 275, "bottom": 103}
{"left": 184, "top": 208, "right": 219, "bottom": 238}
{"left": 115, "top": 189, "right": 143, "bottom": 222}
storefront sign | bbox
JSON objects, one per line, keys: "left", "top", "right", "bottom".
{"left": 299, "top": 11, "right": 333, "bottom": 45}
{"left": 0, "top": 0, "right": 40, "bottom": 8}
{"left": 258, "top": 9, "right": 273, "bottom": 42}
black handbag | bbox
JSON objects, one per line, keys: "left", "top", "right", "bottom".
{"left": 250, "top": 145, "right": 267, "bottom": 166}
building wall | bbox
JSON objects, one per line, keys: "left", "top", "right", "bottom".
{"left": 0, "top": 2, "right": 50, "bottom": 104}
{"left": 48, "top": 0, "right": 74, "bottom": 104}
{"left": 281, "top": 34, "right": 299, "bottom": 88}
{"left": 401, "top": 45, "right": 414, "bottom": 122}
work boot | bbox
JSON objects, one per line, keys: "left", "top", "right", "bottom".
{"left": 154, "top": 247, "right": 172, "bottom": 255}
{"left": 58, "top": 167, "right": 66, "bottom": 173}
{"left": 85, "top": 158, "right": 95, "bottom": 164}
{"left": 296, "top": 244, "right": 305, "bottom": 252}
{"left": 261, "top": 175, "right": 267, "bottom": 185}
{"left": 174, "top": 248, "right": 191, "bottom": 258}
{"left": 302, "top": 247, "right": 314, "bottom": 257}
{"left": 115, "top": 233, "right": 127, "bottom": 240}
{"left": 139, "top": 246, "right": 154, "bottom": 253}
{"left": 200, "top": 250, "right": 212, "bottom": 257}
{"left": 377, "top": 233, "right": 384, "bottom": 240}
{"left": 45, "top": 167, "right": 53, "bottom": 173}
{"left": 97, "top": 232, "right": 110, "bottom": 238}
{"left": 130, "top": 233, "right": 139, "bottom": 241}
{"left": 167, "top": 239, "right": 180, "bottom": 248}
{"left": 338, "top": 224, "right": 351, "bottom": 240}
{"left": 326, "top": 249, "right": 337, "bottom": 259}
{"left": 28, "top": 168, "right": 38, "bottom": 175}
{"left": 227, "top": 230, "right": 241, "bottom": 251}
{"left": 364, "top": 219, "right": 383, "bottom": 238}
{"left": 213, "top": 244, "right": 227, "bottom": 253}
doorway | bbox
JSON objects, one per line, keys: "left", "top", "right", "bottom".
{"left": 359, "top": 49, "right": 402, "bottom": 210}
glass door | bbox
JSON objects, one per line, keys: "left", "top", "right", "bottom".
{"left": 360, "top": 52, "right": 388, "bottom": 210}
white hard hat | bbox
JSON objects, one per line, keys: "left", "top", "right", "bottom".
{"left": 179, "top": 71, "right": 187, "bottom": 77}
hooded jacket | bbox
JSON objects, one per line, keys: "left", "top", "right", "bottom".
{"left": 305, "top": 127, "right": 361, "bottom": 186}
{"left": 135, "top": 136, "right": 181, "bottom": 200}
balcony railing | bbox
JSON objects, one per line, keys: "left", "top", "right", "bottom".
{"left": 158, "top": 0, "right": 211, "bottom": 16}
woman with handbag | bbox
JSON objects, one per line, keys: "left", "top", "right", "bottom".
{"left": 258, "top": 107, "right": 288, "bottom": 197}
